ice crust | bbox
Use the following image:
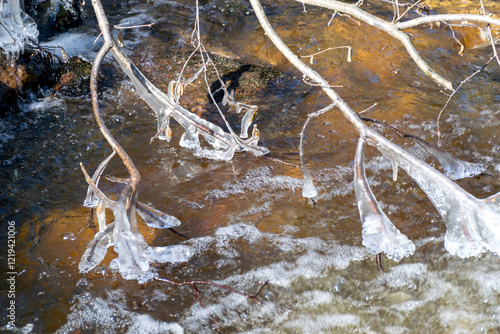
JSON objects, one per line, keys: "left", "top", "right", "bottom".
{"left": 354, "top": 138, "right": 415, "bottom": 261}
{"left": 0, "top": 0, "right": 38, "bottom": 57}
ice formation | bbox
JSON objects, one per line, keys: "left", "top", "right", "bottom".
{"left": 110, "top": 43, "right": 268, "bottom": 161}
{"left": 368, "top": 132, "right": 500, "bottom": 258}
{"left": 79, "top": 154, "right": 192, "bottom": 280}
{"left": 410, "top": 136, "right": 486, "bottom": 180}
{"left": 354, "top": 138, "right": 415, "bottom": 261}
{"left": 298, "top": 105, "right": 334, "bottom": 199}
{"left": 0, "top": 0, "right": 38, "bottom": 57}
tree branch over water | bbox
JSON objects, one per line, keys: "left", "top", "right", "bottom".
{"left": 250, "top": 0, "right": 500, "bottom": 260}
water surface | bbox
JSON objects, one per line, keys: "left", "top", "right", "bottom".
{"left": 1, "top": 0, "right": 500, "bottom": 333}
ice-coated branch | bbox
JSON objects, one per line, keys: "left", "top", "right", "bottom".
{"left": 250, "top": 0, "right": 500, "bottom": 258}
{"left": 354, "top": 138, "right": 415, "bottom": 261}
{"left": 77, "top": 0, "right": 193, "bottom": 281}
{"left": 359, "top": 116, "right": 487, "bottom": 180}
{"left": 373, "top": 135, "right": 500, "bottom": 258}
{"left": 299, "top": 104, "right": 335, "bottom": 198}
{"left": 95, "top": 0, "right": 268, "bottom": 161}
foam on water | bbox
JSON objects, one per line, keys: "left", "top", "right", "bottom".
{"left": 57, "top": 290, "right": 183, "bottom": 334}
{"left": 205, "top": 166, "right": 302, "bottom": 201}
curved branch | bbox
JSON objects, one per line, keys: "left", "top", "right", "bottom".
{"left": 91, "top": 0, "right": 140, "bottom": 185}
{"left": 297, "top": 0, "right": 453, "bottom": 89}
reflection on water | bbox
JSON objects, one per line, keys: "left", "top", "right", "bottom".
{"left": 1, "top": 0, "right": 500, "bottom": 332}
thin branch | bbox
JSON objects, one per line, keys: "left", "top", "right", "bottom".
{"left": 156, "top": 277, "right": 267, "bottom": 305}
{"left": 396, "top": 13, "right": 500, "bottom": 30}
{"left": 91, "top": 0, "right": 141, "bottom": 185}
{"left": 395, "top": 0, "right": 423, "bottom": 23}
{"left": 479, "top": 0, "right": 500, "bottom": 67}
{"left": 436, "top": 57, "right": 494, "bottom": 142}
{"left": 299, "top": 45, "right": 352, "bottom": 63}
{"left": 114, "top": 23, "right": 155, "bottom": 30}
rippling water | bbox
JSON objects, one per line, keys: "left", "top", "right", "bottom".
{"left": 1, "top": 0, "right": 500, "bottom": 333}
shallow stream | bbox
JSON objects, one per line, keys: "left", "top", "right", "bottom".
{"left": 1, "top": 0, "right": 500, "bottom": 333}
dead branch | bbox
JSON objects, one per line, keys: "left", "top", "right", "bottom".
{"left": 156, "top": 277, "right": 268, "bottom": 306}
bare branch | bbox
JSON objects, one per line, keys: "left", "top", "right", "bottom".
{"left": 156, "top": 277, "right": 267, "bottom": 305}
{"left": 297, "top": 0, "right": 453, "bottom": 90}
{"left": 396, "top": 13, "right": 500, "bottom": 30}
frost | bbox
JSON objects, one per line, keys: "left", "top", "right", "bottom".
{"left": 0, "top": 0, "right": 38, "bottom": 57}
{"left": 410, "top": 136, "right": 486, "bottom": 180}
{"left": 354, "top": 138, "right": 415, "bottom": 261}
{"left": 372, "top": 133, "right": 500, "bottom": 258}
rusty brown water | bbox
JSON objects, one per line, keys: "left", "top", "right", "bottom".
{"left": 2, "top": 0, "right": 500, "bottom": 333}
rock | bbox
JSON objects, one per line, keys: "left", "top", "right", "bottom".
{"left": 0, "top": 48, "right": 61, "bottom": 113}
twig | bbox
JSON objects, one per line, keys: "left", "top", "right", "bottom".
{"left": 114, "top": 23, "right": 155, "bottom": 30}
{"left": 156, "top": 277, "right": 268, "bottom": 305}
{"left": 479, "top": 0, "right": 500, "bottom": 67}
{"left": 436, "top": 57, "right": 494, "bottom": 142}
{"left": 395, "top": 0, "right": 423, "bottom": 23}
{"left": 299, "top": 46, "right": 352, "bottom": 63}
{"left": 358, "top": 103, "right": 378, "bottom": 114}
{"left": 376, "top": 253, "right": 384, "bottom": 273}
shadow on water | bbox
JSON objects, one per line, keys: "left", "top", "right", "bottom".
{"left": 2, "top": 0, "right": 500, "bottom": 333}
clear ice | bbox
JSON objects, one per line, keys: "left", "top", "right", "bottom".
{"left": 79, "top": 155, "right": 193, "bottom": 280}
{"left": 369, "top": 132, "right": 500, "bottom": 258}
{"left": 0, "top": 0, "right": 39, "bottom": 57}
{"left": 109, "top": 44, "right": 268, "bottom": 161}
{"left": 411, "top": 136, "right": 486, "bottom": 180}
{"left": 354, "top": 138, "right": 415, "bottom": 261}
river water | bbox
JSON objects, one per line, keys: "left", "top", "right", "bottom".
{"left": 1, "top": 0, "right": 500, "bottom": 333}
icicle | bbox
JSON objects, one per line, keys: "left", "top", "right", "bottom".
{"left": 240, "top": 105, "right": 258, "bottom": 139}
{"left": 79, "top": 223, "right": 114, "bottom": 274}
{"left": 96, "top": 200, "right": 106, "bottom": 232}
{"left": 411, "top": 136, "right": 486, "bottom": 180}
{"left": 354, "top": 138, "right": 415, "bottom": 261}
{"left": 136, "top": 201, "right": 181, "bottom": 229}
{"left": 299, "top": 115, "right": 318, "bottom": 198}
{"left": 391, "top": 159, "right": 399, "bottom": 182}
{"left": 179, "top": 125, "right": 201, "bottom": 150}
{"left": 0, "top": 0, "right": 38, "bottom": 57}
{"left": 373, "top": 135, "right": 500, "bottom": 258}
